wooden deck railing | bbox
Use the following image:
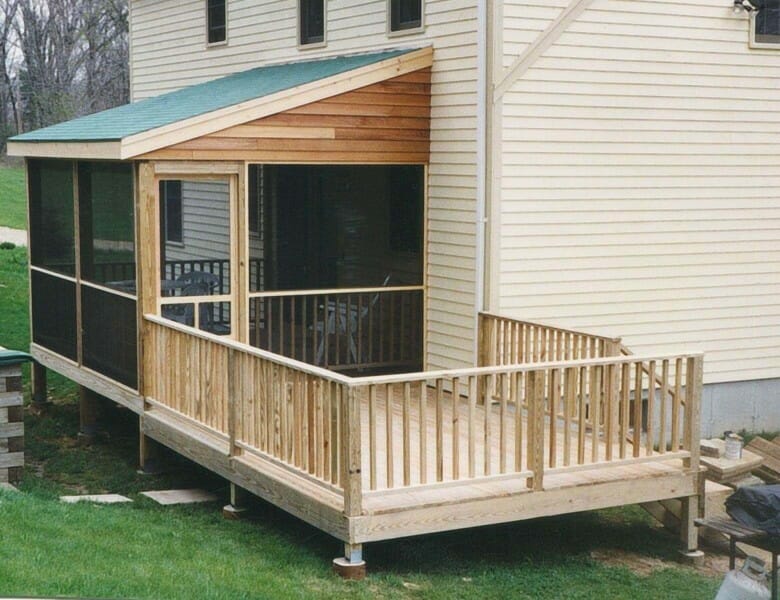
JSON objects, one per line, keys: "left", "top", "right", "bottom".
{"left": 142, "top": 313, "right": 702, "bottom": 512}
{"left": 350, "top": 351, "right": 702, "bottom": 494}
{"left": 478, "top": 312, "right": 622, "bottom": 367}
{"left": 144, "top": 315, "right": 355, "bottom": 495}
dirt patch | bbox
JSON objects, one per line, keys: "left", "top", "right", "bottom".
{"left": 590, "top": 549, "right": 670, "bottom": 577}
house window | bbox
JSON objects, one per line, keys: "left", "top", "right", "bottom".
{"left": 299, "top": 0, "right": 325, "bottom": 46}
{"left": 753, "top": 5, "right": 780, "bottom": 45}
{"left": 389, "top": 0, "right": 422, "bottom": 33}
{"left": 207, "top": 0, "right": 227, "bottom": 45}
{"left": 161, "top": 180, "right": 183, "bottom": 244}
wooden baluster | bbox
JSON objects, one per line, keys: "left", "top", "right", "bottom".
{"left": 332, "top": 383, "right": 340, "bottom": 485}
{"left": 684, "top": 356, "right": 703, "bottom": 471}
{"left": 436, "top": 378, "right": 444, "bottom": 482}
{"left": 499, "top": 372, "right": 508, "bottom": 474}
{"left": 514, "top": 371, "right": 523, "bottom": 472}
{"left": 484, "top": 375, "right": 492, "bottom": 476}
{"left": 419, "top": 380, "right": 428, "bottom": 485}
{"left": 403, "top": 381, "right": 411, "bottom": 486}
{"left": 323, "top": 379, "right": 331, "bottom": 480}
{"left": 468, "top": 376, "right": 477, "bottom": 478}
{"left": 549, "top": 368, "right": 560, "bottom": 468}
{"left": 620, "top": 363, "right": 630, "bottom": 459}
{"left": 452, "top": 376, "right": 460, "bottom": 480}
{"left": 563, "top": 367, "right": 576, "bottom": 467}
{"left": 646, "top": 360, "right": 656, "bottom": 456}
{"left": 590, "top": 365, "right": 602, "bottom": 463}
{"left": 386, "top": 383, "right": 394, "bottom": 489}
{"left": 604, "top": 364, "right": 615, "bottom": 461}
{"left": 659, "top": 360, "right": 669, "bottom": 454}
{"left": 672, "top": 358, "right": 682, "bottom": 451}
{"left": 578, "top": 365, "right": 587, "bottom": 464}
{"left": 369, "top": 384, "right": 377, "bottom": 490}
{"left": 633, "top": 362, "right": 643, "bottom": 458}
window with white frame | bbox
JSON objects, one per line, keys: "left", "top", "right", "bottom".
{"left": 299, "top": 0, "right": 325, "bottom": 46}
{"left": 207, "top": 0, "right": 227, "bottom": 45}
{"left": 750, "top": 0, "right": 780, "bottom": 48}
{"left": 389, "top": 0, "right": 423, "bottom": 33}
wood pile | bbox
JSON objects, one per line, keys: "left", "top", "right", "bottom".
{"left": 699, "top": 438, "right": 764, "bottom": 485}
{"left": 746, "top": 436, "right": 780, "bottom": 484}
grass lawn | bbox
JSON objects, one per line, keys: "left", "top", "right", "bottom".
{"left": 0, "top": 166, "right": 27, "bottom": 230}
{"left": 0, "top": 246, "right": 722, "bottom": 599}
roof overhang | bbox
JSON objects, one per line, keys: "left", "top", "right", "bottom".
{"left": 8, "top": 46, "right": 433, "bottom": 161}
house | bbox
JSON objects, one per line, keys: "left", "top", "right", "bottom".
{"left": 8, "top": 0, "right": 779, "bottom": 575}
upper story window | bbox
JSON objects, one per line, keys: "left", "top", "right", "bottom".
{"left": 389, "top": 0, "right": 423, "bottom": 34}
{"left": 299, "top": 0, "right": 325, "bottom": 47}
{"left": 752, "top": 4, "right": 780, "bottom": 46}
{"left": 207, "top": 0, "right": 227, "bottom": 45}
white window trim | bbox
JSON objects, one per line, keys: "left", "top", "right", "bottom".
{"left": 749, "top": 10, "right": 780, "bottom": 50}
{"left": 387, "top": 0, "right": 425, "bottom": 38}
{"left": 205, "top": 0, "right": 228, "bottom": 49}
{"left": 297, "top": 0, "right": 327, "bottom": 50}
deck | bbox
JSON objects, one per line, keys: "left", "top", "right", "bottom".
{"left": 134, "top": 312, "right": 703, "bottom": 549}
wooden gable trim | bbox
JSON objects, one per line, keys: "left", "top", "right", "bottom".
{"left": 138, "top": 68, "right": 431, "bottom": 164}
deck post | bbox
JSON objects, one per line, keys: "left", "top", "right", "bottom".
{"left": 526, "top": 370, "right": 545, "bottom": 491}
{"left": 679, "top": 355, "right": 704, "bottom": 565}
{"left": 334, "top": 384, "right": 366, "bottom": 579}
{"left": 138, "top": 431, "right": 164, "bottom": 475}
{"left": 223, "top": 483, "right": 250, "bottom": 520}
{"left": 30, "top": 361, "right": 50, "bottom": 414}
{"left": 78, "top": 386, "right": 100, "bottom": 445}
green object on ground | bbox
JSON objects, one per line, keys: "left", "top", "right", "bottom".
{"left": 0, "top": 349, "right": 32, "bottom": 366}
{"left": 11, "top": 49, "right": 412, "bottom": 143}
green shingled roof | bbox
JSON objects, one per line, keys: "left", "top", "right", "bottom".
{"left": 11, "top": 49, "right": 412, "bottom": 143}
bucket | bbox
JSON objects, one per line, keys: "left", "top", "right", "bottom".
{"left": 725, "top": 432, "right": 744, "bottom": 461}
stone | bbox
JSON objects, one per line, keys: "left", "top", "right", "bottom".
{"left": 140, "top": 489, "right": 218, "bottom": 505}
{"left": 60, "top": 494, "right": 132, "bottom": 504}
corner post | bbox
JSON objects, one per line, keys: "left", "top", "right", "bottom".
{"left": 679, "top": 354, "right": 704, "bottom": 564}
{"left": 334, "top": 383, "right": 366, "bottom": 579}
{"left": 526, "top": 370, "right": 545, "bottom": 491}
{"left": 136, "top": 162, "right": 161, "bottom": 472}
{"left": 78, "top": 386, "right": 100, "bottom": 445}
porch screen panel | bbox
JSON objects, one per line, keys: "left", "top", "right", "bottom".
{"left": 31, "top": 270, "right": 77, "bottom": 360}
{"left": 28, "top": 159, "right": 75, "bottom": 276}
{"left": 81, "top": 285, "right": 137, "bottom": 388}
{"left": 78, "top": 162, "right": 135, "bottom": 289}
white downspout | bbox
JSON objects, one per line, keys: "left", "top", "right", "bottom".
{"left": 474, "top": 0, "right": 488, "bottom": 362}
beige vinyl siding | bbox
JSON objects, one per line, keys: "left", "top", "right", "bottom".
{"left": 498, "top": 0, "right": 780, "bottom": 384}
{"left": 130, "top": 0, "right": 478, "bottom": 371}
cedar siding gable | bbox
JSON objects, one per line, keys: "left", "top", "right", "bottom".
{"left": 139, "top": 69, "right": 431, "bottom": 163}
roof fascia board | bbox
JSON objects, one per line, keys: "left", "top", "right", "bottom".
{"left": 7, "top": 140, "right": 122, "bottom": 159}
{"left": 123, "top": 47, "right": 433, "bottom": 159}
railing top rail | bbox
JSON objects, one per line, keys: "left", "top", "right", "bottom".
{"left": 348, "top": 351, "right": 704, "bottom": 387}
{"left": 479, "top": 312, "right": 622, "bottom": 344}
{"left": 248, "top": 285, "right": 424, "bottom": 298}
{"left": 144, "top": 314, "right": 353, "bottom": 384}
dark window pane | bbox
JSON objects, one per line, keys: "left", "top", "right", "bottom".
{"left": 248, "top": 164, "right": 423, "bottom": 292}
{"left": 161, "top": 181, "right": 183, "bottom": 243}
{"left": 29, "top": 160, "right": 75, "bottom": 276}
{"left": 208, "top": 0, "right": 226, "bottom": 43}
{"left": 391, "top": 0, "right": 422, "bottom": 31}
{"left": 756, "top": 8, "right": 780, "bottom": 43}
{"left": 82, "top": 285, "right": 138, "bottom": 389}
{"left": 31, "top": 270, "right": 77, "bottom": 360}
{"left": 300, "top": 0, "right": 324, "bottom": 45}
{"left": 78, "top": 162, "right": 135, "bottom": 291}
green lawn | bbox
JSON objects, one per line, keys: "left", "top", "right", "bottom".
{"left": 0, "top": 246, "right": 722, "bottom": 599}
{"left": 0, "top": 166, "right": 27, "bottom": 230}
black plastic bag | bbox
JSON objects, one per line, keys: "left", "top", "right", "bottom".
{"left": 726, "top": 484, "right": 780, "bottom": 537}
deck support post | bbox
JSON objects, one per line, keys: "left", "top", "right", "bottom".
{"left": 78, "top": 386, "right": 100, "bottom": 445}
{"left": 138, "top": 430, "right": 165, "bottom": 475}
{"left": 333, "top": 543, "right": 366, "bottom": 580}
{"left": 223, "top": 483, "right": 250, "bottom": 520}
{"left": 30, "top": 361, "right": 50, "bottom": 414}
{"left": 678, "top": 494, "right": 704, "bottom": 566}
